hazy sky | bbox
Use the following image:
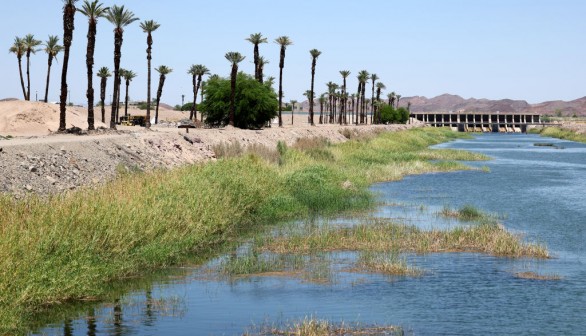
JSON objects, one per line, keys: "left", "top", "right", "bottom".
{"left": 1, "top": 0, "right": 585, "bottom": 105}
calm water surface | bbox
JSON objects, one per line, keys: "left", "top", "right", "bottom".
{"left": 36, "top": 134, "right": 586, "bottom": 335}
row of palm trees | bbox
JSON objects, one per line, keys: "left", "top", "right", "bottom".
{"left": 10, "top": 2, "right": 405, "bottom": 131}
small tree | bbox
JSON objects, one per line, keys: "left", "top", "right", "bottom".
{"left": 200, "top": 73, "right": 278, "bottom": 129}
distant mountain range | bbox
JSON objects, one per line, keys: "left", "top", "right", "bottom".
{"left": 299, "top": 94, "right": 586, "bottom": 116}
{"left": 401, "top": 94, "right": 586, "bottom": 116}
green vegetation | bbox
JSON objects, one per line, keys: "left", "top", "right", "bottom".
{"left": 379, "top": 104, "right": 410, "bottom": 124}
{"left": 244, "top": 316, "right": 403, "bottom": 336}
{"left": 0, "top": 128, "right": 486, "bottom": 332}
{"left": 530, "top": 127, "right": 586, "bottom": 143}
{"left": 200, "top": 72, "right": 278, "bottom": 128}
{"left": 439, "top": 204, "right": 500, "bottom": 222}
{"left": 261, "top": 219, "right": 548, "bottom": 259}
{"left": 356, "top": 251, "right": 422, "bottom": 277}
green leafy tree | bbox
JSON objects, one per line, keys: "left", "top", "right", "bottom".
{"left": 380, "top": 104, "right": 409, "bottom": 124}
{"left": 59, "top": 0, "right": 78, "bottom": 131}
{"left": 154, "top": 65, "right": 172, "bottom": 124}
{"left": 79, "top": 0, "right": 108, "bottom": 130}
{"left": 105, "top": 5, "right": 139, "bottom": 129}
{"left": 246, "top": 33, "right": 268, "bottom": 82}
{"left": 200, "top": 73, "right": 278, "bottom": 129}
{"left": 9, "top": 37, "right": 27, "bottom": 100}
{"left": 140, "top": 20, "right": 160, "bottom": 129}
{"left": 42, "top": 36, "right": 63, "bottom": 103}
{"left": 274, "top": 36, "right": 293, "bottom": 127}
{"left": 96, "top": 66, "right": 111, "bottom": 123}
{"left": 225, "top": 52, "right": 245, "bottom": 126}
{"left": 308, "top": 49, "right": 321, "bottom": 126}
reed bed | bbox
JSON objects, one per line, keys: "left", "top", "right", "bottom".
{"left": 261, "top": 219, "right": 549, "bottom": 259}
{"left": 530, "top": 126, "right": 586, "bottom": 143}
{"left": 0, "top": 128, "right": 485, "bottom": 332}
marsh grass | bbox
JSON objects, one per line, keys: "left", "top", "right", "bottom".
{"left": 355, "top": 251, "right": 423, "bottom": 277}
{"left": 530, "top": 127, "right": 586, "bottom": 143}
{"left": 0, "top": 128, "right": 488, "bottom": 332}
{"left": 439, "top": 204, "right": 501, "bottom": 223}
{"left": 514, "top": 272, "right": 562, "bottom": 281}
{"left": 262, "top": 219, "right": 549, "bottom": 259}
{"left": 244, "top": 316, "right": 403, "bottom": 336}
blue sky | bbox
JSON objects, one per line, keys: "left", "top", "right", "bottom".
{"left": 1, "top": 0, "right": 585, "bottom": 105}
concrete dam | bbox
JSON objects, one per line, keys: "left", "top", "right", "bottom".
{"left": 411, "top": 112, "right": 545, "bottom": 133}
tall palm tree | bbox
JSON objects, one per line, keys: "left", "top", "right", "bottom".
{"left": 79, "top": 0, "right": 108, "bottom": 130}
{"left": 370, "top": 73, "right": 379, "bottom": 124}
{"left": 187, "top": 64, "right": 210, "bottom": 121}
{"left": 23, "top": 34, "right": 42, "bottom": 101}
{"left": 375, "top": 82, "right": 386, "bottom": 124}
{"left": 396, "top": 94, "right": 402, "bottom": 109}
{"left": 225, "top": 52, "right": 245, "bottom": 127}
{"left": 257, "top": 56, "right": 269, "bottom": 84}
{"left": 9, "top": 37, "right": 27, "bottom": 100}
{"left": 350, "top": 93, "right": 356, "bottom": 124}
{"left": 340, "top": 70, "right": 350, "bottom": 125}
{"left": 357, "top": 70, "right": 369, "bottom": 124}
{"left": 290, "top": 99, "right": 297, "bottom": 125}
{"left": 105, "top": 5, "right": 139, "bottom": 129}
{"left": 246, "top": 33, "right": 268, "bottom": 82}
{"left": 318, "top": 93, "right": 326, "bottom": 124}
{"left": 96, "top": 66, "right": 111, "bottom": 123}
{"left": 274, "top": 36, "right": 293, "bottom": 127}
{"left": 42, "top": 36, "right": 63, "bottom": 103}
{"left": 59, "top": 0, "right": 78, "bottom": 132}
{"left": 140, "top": 20, "right": 160, "bottom": 129}
{"left": 308, "top": 49, "right": 321, "bottom": 126}
{"left": 154, "top": 65, "right": 172, "bottom": 124}
{"left": 121, "top": 69, "right": 137, "bottom": 119}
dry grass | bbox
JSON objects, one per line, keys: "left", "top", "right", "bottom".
{"left": 262, "top": 219, "right": 549, "bottom": 259}
{"left": 514, "top": 272, "right": 562, "bottom": 281}
{"left": 245, "top": 316, "right": 403, "bottom": 336}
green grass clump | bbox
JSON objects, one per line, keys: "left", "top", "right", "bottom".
{"left": 356, "top": 252, "right": 422, "bottom": 277}
{"left": 530, "top": 127, "right": 586, "bottom": 143}
{"left": 0, "top": 128, "right": 485, "bottom": 333}
{"left": 439, "top": 204, "right": 500, "bottom": 222}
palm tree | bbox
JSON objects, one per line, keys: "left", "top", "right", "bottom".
{"left": 387, "top": 92, "right": 395, "bottom": 106}
{"left": 42, "top": 36, "right": 63, "bottom": 103}
{"left": 375, "top": 82, "right": 386, "bottom": 124}
{"left": 9, "top": 37, "right": 27, "bottom": 100}
{"left": 79, "top": 0, "right": 108, "bottom": 130}
{"left": 274, "top": 36, "right": 293, "bottom": 127}
{"left": 246, "top": 33, "right": 268, "bottom": 82}
{"left": 121, "top": 69, "right": 137, "bottom": 119}
{"left": 318, "top": 93, "right": 326, "bottom": 124}
{"left": 59, "top": 0, "right": 78, "bottom": 132}
{"left": 105, "top": 5, "right": 139, "bottom": 129}
{"left": 140, "top": 20, "right": 160, "bottom": 129}
{"left": 96, "top": 66, "right": 111, "bottom": 123}
{"left": 370, "top": 73, "right": 379, "bottom": 124}
{"left": 357, "top": 70, "right": 369, "bottom": 124}
{"left": 340, "top": 70, "right": 351, "bottom": 125}
{"left": 154, "top": 65, "right": 172, "bottom": 124}
{"left": 308, "top": 49, "right": 321, "bottom": 126}
{"left": 225, "top": 52, "right": 245, "bottom": 127}
{"left": 187, "top": 64, "right": 210, "bottom": 121}
{"left": 396, "top": 94, "right": 402, "bottom": 109}
{"left": 265, "top": 76, "right": 275, "bottom": 89}
{"left": 290, "top": 99, "right": 298, "bottom": 125}
{"left": 23, "top": 34, "right": 42, "bottom": 101}
{"left": 257, "top": 56, "right": 269, "bottom": 84}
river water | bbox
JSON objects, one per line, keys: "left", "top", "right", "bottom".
{"left": 36, "top": 133, "right": 586, "bottom": 335}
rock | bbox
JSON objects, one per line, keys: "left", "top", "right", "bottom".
{"left": 60, "top": 146, "right": 66, "bottom": 152}
{"left": 25, "top": 185, "right": 33, "bottom": 191}
{"left": 29, "top": 165, "right": 37, "bottom": 172}
{"left": 342, "top": 180, "right": 353, "bottom": 189}
{"left": 46, "top": 176, "right": 57, "bottom": 185}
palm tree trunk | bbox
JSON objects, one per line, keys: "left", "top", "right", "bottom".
{"left": 26, "top": 50, "right": 31, "bottom": 101}
{"left": 309, "top": 59, "right": 316, "bottom": 126}
{"left": 124, "top": 79, "right": 130, "bottom": 118}
{"left": 253, "top": 43, "right": 259, "bottom": 81}
{"left": 116, "top": 76, "right": 121, "bottom": 123}
{"left": 59, "top": 2, "right": 76, "bottom": 132}
{"left": 190, "top": 74, "right": 196, "bottom": 120}
{"left": 17, "top": 56, "right": 27, "bottom": 100}
{"left": 194, "top": 75, "right": 202, "bottom": 122}
{"left": 278, "top": 47, "right": 285, "bottom": 127}
{"left": 110, "top": 30, "right": 122, "bottom": 129}
{"left": 100, "top": 77, "right": 107, "bottom": 123}
{"left": 229, "top": 64, "right": 237, "bottom": 126}
{"left": 44, "top": 55, "right": 53, "bottom": 103}
{"left": 200, "top": 81, "right": 205, "bottom": 122}
{"left": 86, "top": 21, "right": 97, "bottom": 130}
{"left": 371, "top": 82, "right": 375, "bottom": 124}
{"left": 155, "top": 74, "right": 166, "bottom": 124}
{"left": 145, "top": 33, "right": 153, "bottom": 129}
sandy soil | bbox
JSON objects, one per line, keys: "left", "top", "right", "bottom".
{"left": 0, "top": 100, "right": 417, "bottom": 198}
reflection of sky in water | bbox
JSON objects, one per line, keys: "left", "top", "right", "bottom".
{"left": 38, "top": 134, "right": 586, "bottom": 336}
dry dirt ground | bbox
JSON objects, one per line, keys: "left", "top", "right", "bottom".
{"left": 0, "top": 100, "right": 415, "bottom": 198}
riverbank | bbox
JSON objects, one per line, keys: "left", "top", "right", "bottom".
{"left": 0, "top": 128, "right": 490, "bottom": 333}
{"left": 530, "top": 123, "right": 586, "bottom": 143}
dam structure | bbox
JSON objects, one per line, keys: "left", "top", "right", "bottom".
{"left": 411, "top": 111, "right": 544, "bottom": 133}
